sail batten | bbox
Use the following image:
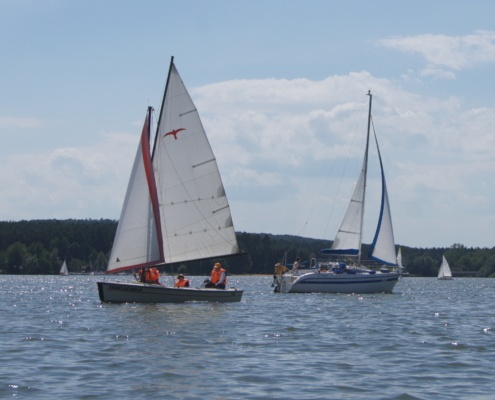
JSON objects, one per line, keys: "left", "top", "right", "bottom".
{"left": 193, "top": 158, "right": 215, "bottom": 168}
{"left": 180, "top": 109, "right": 196, "bottom": 117}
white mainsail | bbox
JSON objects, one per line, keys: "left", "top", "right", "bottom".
{"left": 59, "top": 260, "right": 68, "bottom": 275}
{"left": 438, "top": 255, "right": 453, "bottom": 279}
{"left": 152, "top": 61, "right": 239, "bottom": 264}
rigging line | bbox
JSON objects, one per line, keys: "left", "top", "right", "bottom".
{"left": 294, "top": 158, "right": 338, "bottom": 247}
{"left": 322, "top": 99, "right": 367, "bottom": 240}
{"left": 292, "top": 144, "right": 339, "bottom": 254}
{"left": 298, "top": 154, "right": 339, "bottom": 236}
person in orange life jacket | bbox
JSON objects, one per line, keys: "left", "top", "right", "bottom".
{"left": 149, "top": 267, "right": 160, "bottom": 284}
{"left": 174, "top": 274, "right": 190, "bottom": 287}
{"left": 204, "top": 262, "right": 227, "bottom": 289}
{"left": 134, "top": 268, "right": 150, "bottom": 282}
{"left": 135, "top": 267, "right": 160, "bottom": 284}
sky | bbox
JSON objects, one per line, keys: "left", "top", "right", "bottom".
{"left": 1, "top": 0, "right": 495, "bottom": 249}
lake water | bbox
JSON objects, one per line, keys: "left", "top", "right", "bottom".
{"left": 1, "top": 275, "right": 494, "bottom": 399}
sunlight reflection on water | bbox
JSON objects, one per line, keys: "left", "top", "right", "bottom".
{"left": 0, "top": 275, "right": 494, "bottom": 399}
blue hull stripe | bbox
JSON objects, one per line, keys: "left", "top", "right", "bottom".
{"left": 298, "top": 277, "right": 399, "bottom": 285}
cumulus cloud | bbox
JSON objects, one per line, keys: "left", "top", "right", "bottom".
{"left": 2, "top": 71, "right": 495, "bottom": 247}
{"left": 188, "top": 73, "right": 495, "bottom": 246}
{"left": 378, "top": 30, "right": 495, "bottom": 79}
{"left": 0, "top": 131, "right": 137, "bottom": 220}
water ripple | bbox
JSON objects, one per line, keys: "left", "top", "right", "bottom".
{"left": 1, "top": 275, "right": 495, "bottom": 399}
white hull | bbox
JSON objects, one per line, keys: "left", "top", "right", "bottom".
{"left": 275, "top": 271, "right": 400, "bottom": 294}
{"left": 97, "top": 281, "right": 243, "bottom": 303}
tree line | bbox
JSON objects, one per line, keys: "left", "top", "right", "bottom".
{"left": 1, "top": 219, "right": 495, "bottom": 277}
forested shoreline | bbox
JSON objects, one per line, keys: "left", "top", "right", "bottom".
{"left": 1, "top": 219, "right": 494, "bottom": 277}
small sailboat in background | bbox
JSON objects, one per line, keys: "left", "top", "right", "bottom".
{"left": 437, "top": 255, "right": 453, "bottom": 280}
{"left": 97, "top": 57, "right": 244, "bottom": 303}
{"left": 59, "top": 260, "right": 68, "bottom": 276}
{"left": 397, "top": 247, "right": 409, "bottom": 276}
{"left": 274, "top": 91, "right": 400, "bottom": 294}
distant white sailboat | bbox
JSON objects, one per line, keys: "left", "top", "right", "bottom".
{"left": 59, "top": 260, "right": 68, "bottom": 276}
{"left": 97, "top": 57, "right": 244, "bottom": 303}
{"left": 274, "top": 91, "right": 400, "bottom": 294}
{"left": 397, "top": 247, "right": 409, "bottom": 276}
{"left": 437, "top": 255, "right": 453, "bottom": 280}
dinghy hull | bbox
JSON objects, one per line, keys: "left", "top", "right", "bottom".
{"left": 97, "top": 281, "right": 243, "bottom": 303}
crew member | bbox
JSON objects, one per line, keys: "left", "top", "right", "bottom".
{"left": 291, "top": 257, "right": 302, "bottom": 273}
{"left": 135, "top": 267, "right": 160, "bottom": 284}
{"left": 272, "top": 262, "right": 288, "bottom": 287}
{"left": 205, "top": 262, "right": 227, "bottom": 289}
{"left": 274, "top": 262, "right": 288, "bottom": 277}
{"left": 174, "top": 274, "right": 190, "bottom": 287}
{"left": 149, "top": 267, "right": 160, "bottom": 284}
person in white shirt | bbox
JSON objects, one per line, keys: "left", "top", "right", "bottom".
{"left": 291, "top": 257, "right": 301, "bottom": 273}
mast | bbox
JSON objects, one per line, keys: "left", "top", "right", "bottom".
{"left": 358, "top": 90, "right": 372, "bottom": 264}
{"left": 152, "top": 56, "right": 175, "bottom": 158}
{"left": 145, "top": 104, "right": 164, "bottom": 265}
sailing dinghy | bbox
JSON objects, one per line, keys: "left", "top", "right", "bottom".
{"left": 274, "top": 91, "right": 400, "bottom": 294}
{"left": 397, "top": 247, "right": 409, "bottom": 276}
{"left": 437, "top": 255, "right": 453, "bottom": 280}
{"left": 97, "top": 57, "right": 243, "bottom": 303}
{"left": 59, "top": 260, "right": 68, "bottom": 276}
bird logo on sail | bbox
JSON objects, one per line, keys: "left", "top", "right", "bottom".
{"left": 164, "top": 128, "right": 185, "bottom": 140}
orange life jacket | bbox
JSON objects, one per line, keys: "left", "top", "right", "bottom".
{"left": 144, "top": 269, "right": 151, "bottom": 282}
{"left": 175, "top": 278, "right": 190, "bottom": 287}
{"left": 211, "top": 268, "right": 227, "bottom": 285}
{"left": 149, "top": 268, "right": 160, "bottom": 283}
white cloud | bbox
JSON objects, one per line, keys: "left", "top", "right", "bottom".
{"left": 378, "top": 30, "right": 495, "bottom": 79}
{"left": 0, "top": 117, "right": 43, "bottom": 129}
{"left": 191, "top": 74, "right": 495, "bottom": 247}
{"left": 0, "top": 131, "right": 137, "bottom": 220}
{"left": 2, "top": 71, "right": 495, "bottom": 247}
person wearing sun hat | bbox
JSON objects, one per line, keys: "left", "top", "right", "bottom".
{"left": 274, "top": 262, "right": 287, "bottom": 277}
{"left": 204, "top": 262, "right": 227, "bottom": 289}
{"left": 271, "top": 262, "right": 288, "bottom": 287}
